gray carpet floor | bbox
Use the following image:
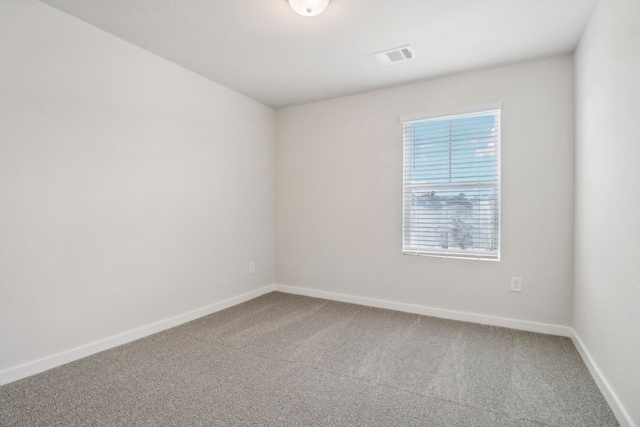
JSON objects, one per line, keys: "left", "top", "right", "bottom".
{"left": 0, "top": 292, "right": 619, "bottom": 426}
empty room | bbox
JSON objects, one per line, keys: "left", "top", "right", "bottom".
{"left": 0, "top": 0, "right": 638, "bottom": 426}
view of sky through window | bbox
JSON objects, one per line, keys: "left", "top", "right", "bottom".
{"left": 411, "top": 114, "right": 496, "bottom": 184}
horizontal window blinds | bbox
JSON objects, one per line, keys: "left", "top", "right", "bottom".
{"left": 402, "top": 106, "right": 501, "bottom": 260}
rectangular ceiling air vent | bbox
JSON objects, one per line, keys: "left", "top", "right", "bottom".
{"left": 375, "top": 45, "right": 416, "bottom": 65}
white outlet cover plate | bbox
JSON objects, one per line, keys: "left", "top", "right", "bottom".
{"left": 510, "top": 277, "right": 522, "bottom": 292}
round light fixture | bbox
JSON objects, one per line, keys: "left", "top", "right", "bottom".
{"left": 288, "top": 0, "right": 330, "bottom": 17}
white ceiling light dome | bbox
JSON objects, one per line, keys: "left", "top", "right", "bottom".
{"left": 288, "top": 0, "right": 330, "bottom": 17}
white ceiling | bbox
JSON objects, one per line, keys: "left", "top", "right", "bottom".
{"left": 39, "top": 0, "right": 597, "bottom": 109}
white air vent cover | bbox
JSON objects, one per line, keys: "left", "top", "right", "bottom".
{"left": 375, "top": 45, "right": 416, "bottom": 65}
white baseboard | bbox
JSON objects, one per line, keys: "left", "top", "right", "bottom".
{"left": 2, "top": 283, "right": 633, "bottom": 427}
{"left": 571, "top": 332, "right": 635, "bottom": 427}
{"left": 274, "top": 284, "right": 573, "bottom": 336}
{"left": 0, "top": 285, "right": 276, "bottom": 386}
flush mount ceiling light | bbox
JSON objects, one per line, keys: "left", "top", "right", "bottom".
{"left": 288, "top": 0, "right": 330, "bottom": 17}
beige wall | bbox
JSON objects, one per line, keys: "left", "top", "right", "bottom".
{"left": 574, "top": 0, "right": 640, "bottom": 424}
{"left": 0, "top": 1, "right": 275, "bottom": 373}
{"left": 276, "top": 56, "right": 575, "bottom": 326}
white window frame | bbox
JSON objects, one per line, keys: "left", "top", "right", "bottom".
{"left": 401, "top": 102, "right": 502, "bottom": 261}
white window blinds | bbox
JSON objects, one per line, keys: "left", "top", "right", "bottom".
{"left": 402, "top": 104, "right": 501, "bottom": 260}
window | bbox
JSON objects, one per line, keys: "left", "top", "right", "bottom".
{"left": 402, "top": 103, "right": 501, "bottom": 260}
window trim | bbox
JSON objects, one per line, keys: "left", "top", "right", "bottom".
{"left": 401, "top": 102, "right": 502, "bottom": 261}
{"left": 399, "top": 102, "right": 503, "bottom": 124}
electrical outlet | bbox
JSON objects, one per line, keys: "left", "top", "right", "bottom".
{"left": 249, "top": 262, "right": 255, "bottom": 274}
{"left": 510, "top": 277, "right": 522, "bottom": 292}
